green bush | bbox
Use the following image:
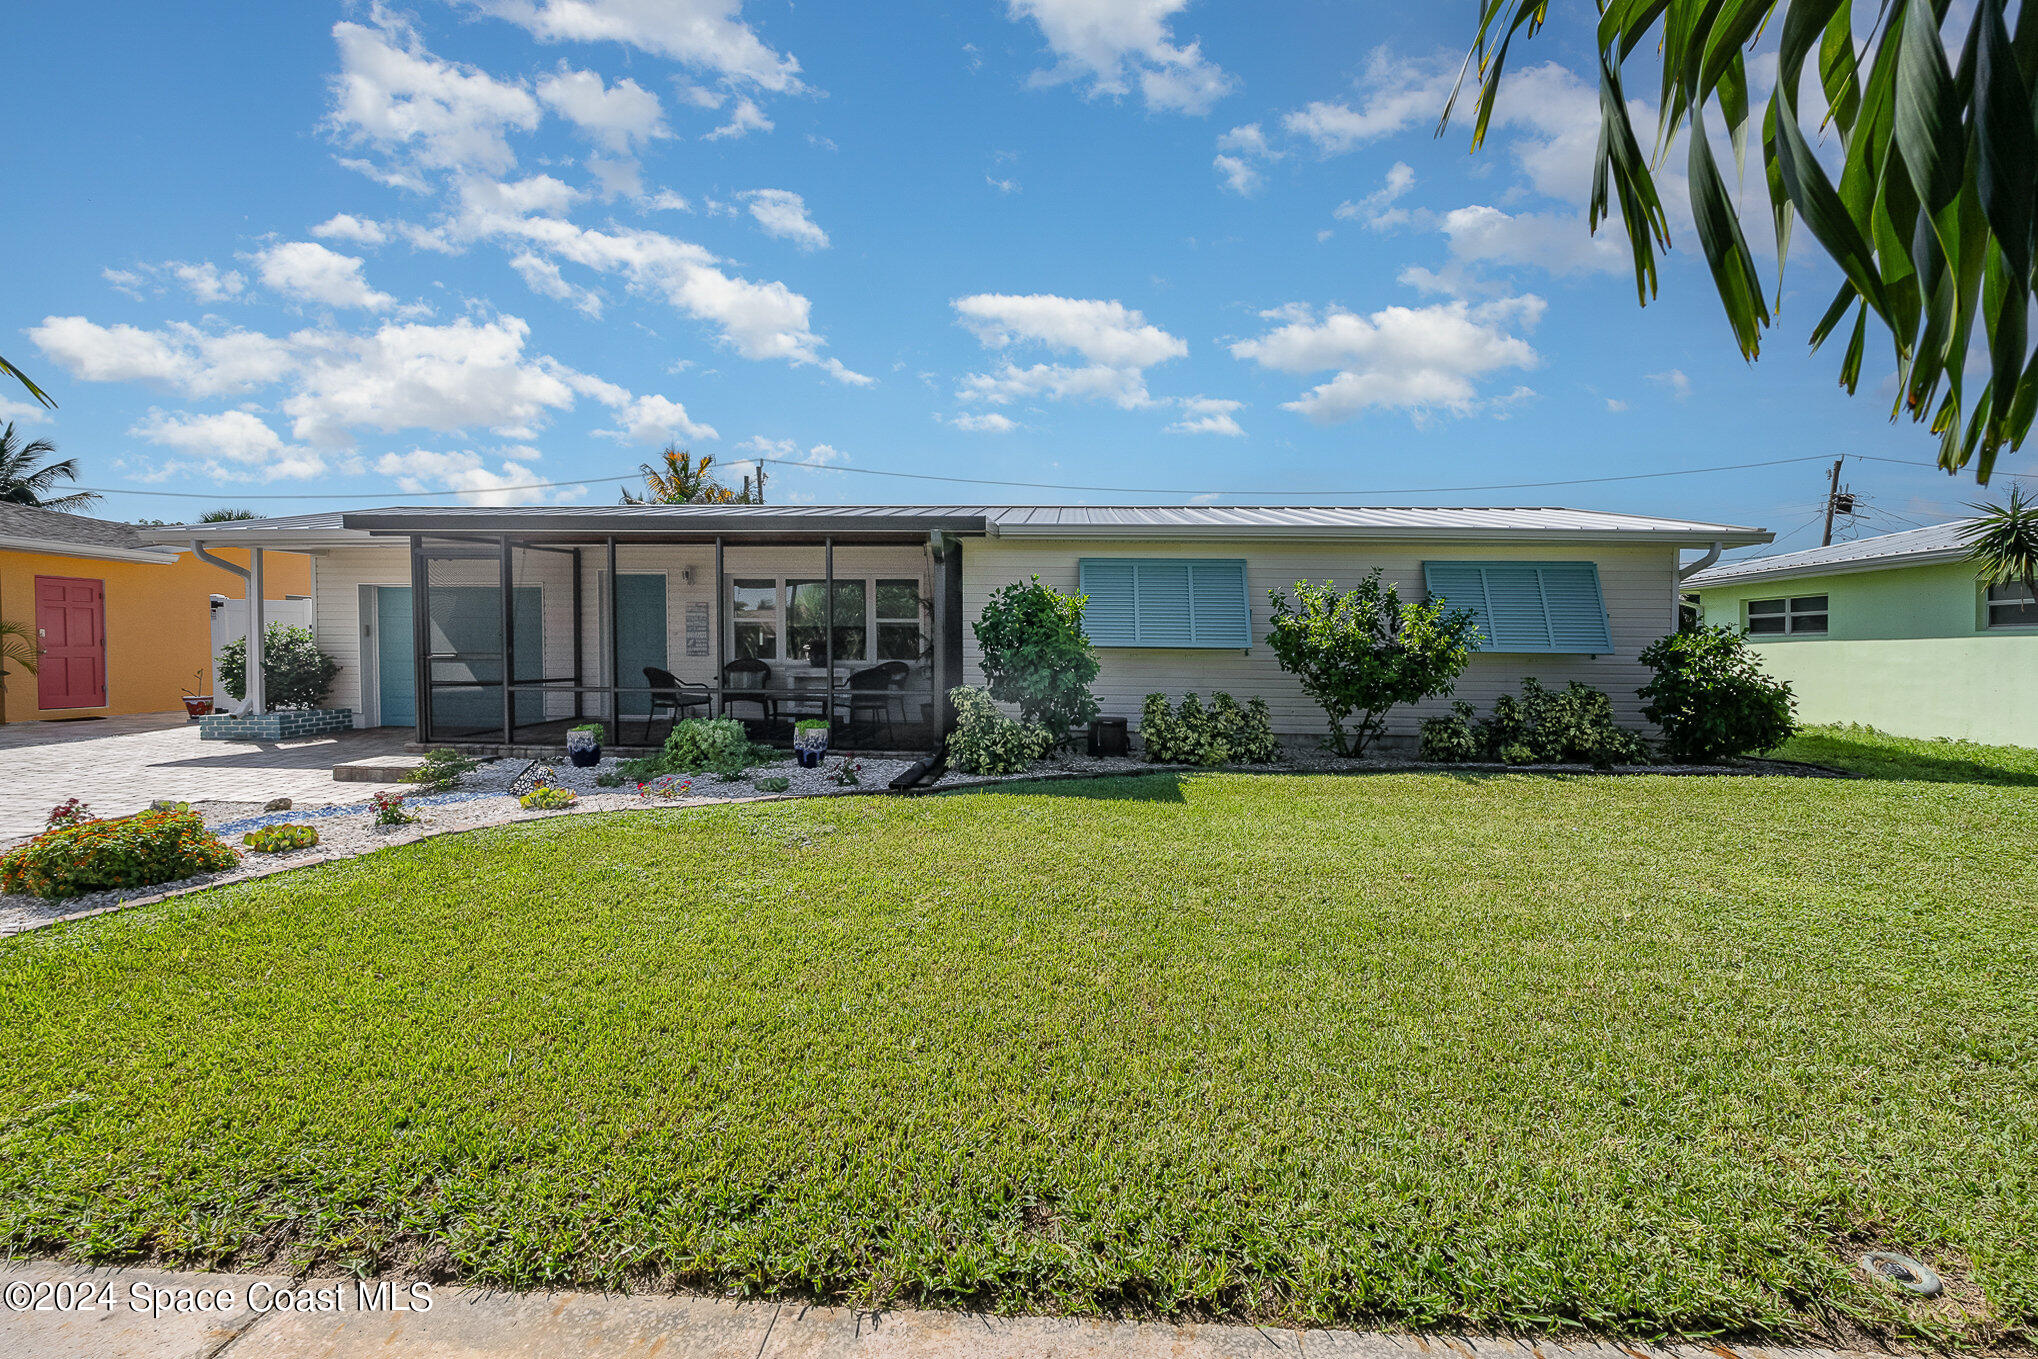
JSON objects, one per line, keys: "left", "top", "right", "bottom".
{"left": 1418, "top": 681, "right": 1653, "bottom": 767}
{"left": 973, "top": 576, "right": 1100, "bottom": 747}
{"left": 1266, "top": 572, "right": 1479, "bottom": 757}
{"left": 217, "top": 623, "right": 341, "bottom": 711}
{"left": 0, "top": 808, "right": 238, "bottom": 899}
{"left": 243, "top": 823, "right": 319, "bottom": 853}
{"left": 404, "top": 748, "right": 481, "bottom": 792}
{"left": 520, "top": 786, "right": 578, "bottom": 810}
{"left": 1139, "top": 691, "right": 1279, "bottom": 765}
{"left": 753, "top": 775, "right": 791, "bottom": 793}
{"left": 623, "top": 717, "right": 765, "bottom": 781}
{"left": 946, "top": 686, "right": 1054, "bottom": 775}
{"left": 1638, "top": 627, "right": 1797, "bottom": 762}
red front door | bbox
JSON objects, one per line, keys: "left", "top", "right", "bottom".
{"left": 35, "top": 576, "right": 106, "bottom": 711}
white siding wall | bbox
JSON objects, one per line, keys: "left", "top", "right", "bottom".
{"left": 310, "top": 545, "right": 408, "bottom": 725}
{"left": 962, "top": 538, "right": 1680, "bottom": 746}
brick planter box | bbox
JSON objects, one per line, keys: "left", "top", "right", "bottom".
{"left": 199, "top": 709, "right": 355, "bottom": 742}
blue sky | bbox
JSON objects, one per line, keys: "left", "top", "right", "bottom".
{"left": 7, "top": 1, "right": 2024, "bottom": 557}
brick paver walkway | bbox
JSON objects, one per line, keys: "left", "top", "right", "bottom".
{"left": 0, "top": 714, "right": 412, "bottom": 841}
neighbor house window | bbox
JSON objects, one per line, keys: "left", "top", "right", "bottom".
{"left": 1746, "top": 595, "right": 1828, "bottom": 635}
{"left": 1078, "top": 559, "right": 1252, "bottom": 647}
{"left": 1987, "top": 581, "right": 2038, "bottom": 628}
{"left": 730, "top": 578, "right": 778, "bottom": 659}
{"left": 1421, "top": 562, "right": 1613, "bottom": 653}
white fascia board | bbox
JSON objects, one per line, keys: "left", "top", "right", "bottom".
{"left": 0, "top": 535, "right": 184, "bottom": 564}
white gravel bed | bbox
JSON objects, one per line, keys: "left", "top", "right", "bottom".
{"left": 0, "top": 745, "right": 1836, "bottom": 937}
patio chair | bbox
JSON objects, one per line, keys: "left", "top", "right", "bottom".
{"left": 640, "top": 666, "right": 710, "bottom": 745}
{"left": 846, "top": 661, "right": 912, "bottom": 745}
{"left": 721, "top": 656, "right": 775, "bottom": 723}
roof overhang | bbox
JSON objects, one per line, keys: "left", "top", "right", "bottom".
{"left": 0, "top": 534, "right": 184, "bottom": 564}
{"left": 340, "top": 510, "right": 991, "bottom": 539}
{"left": 1688, "top": 546, "right": 1972, "bottom": 589}
{"left": 986, "top": 522, "right": 1773, "bottom": 547}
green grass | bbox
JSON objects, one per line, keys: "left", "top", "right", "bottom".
{"left": 2, "top": 772, "right": 2034, "bottom": 1347}
{"left": 1775, "top": 723, "right": 2038, "bottom": 785}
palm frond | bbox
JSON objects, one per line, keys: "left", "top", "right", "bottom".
{"left": 1962, "top": 484, "right": 2038, "bottom": 598}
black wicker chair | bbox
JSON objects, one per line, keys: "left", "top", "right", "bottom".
{"left": 640, "top": 665, "right": 710, "bottom": 744}
{"left": 845, "top": 661, "right": 911, "bottom": 745}
{"left": 721, "top": 656, "right": 775, "bottom": 723}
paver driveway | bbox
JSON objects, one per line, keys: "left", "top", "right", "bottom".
{"left": 0, "top": 714, "right": 412, "bottom": 841}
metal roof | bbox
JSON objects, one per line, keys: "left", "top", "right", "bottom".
{"left": 135, "top": 503, "right": 1771, "bottom": 547}
{"left": 1686, "top": 519, "right": 1978, "bottom": 588}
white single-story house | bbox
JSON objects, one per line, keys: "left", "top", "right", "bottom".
{"left": 140, "top": 505, "right": 1770, "bottom": 752}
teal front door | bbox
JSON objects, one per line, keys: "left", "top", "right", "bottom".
{"left": 615, "top": 574, "right": 668, "bottom": 717}
{"left": 375, "top": 587, "right": 416, "bottom": 728}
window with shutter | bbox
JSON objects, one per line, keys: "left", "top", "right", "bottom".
{"left": 1077, "top": 558, "right": 1252, "bottom": 647}
{"left": 1421, "top": 561, "right": 1613, "bottom": 654}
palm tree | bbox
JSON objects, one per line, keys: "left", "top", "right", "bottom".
{"left": 1444, "top": 0, "right": 2038, "bottom": 483}
{"left": 0, "top": 424, "right": 99, "bottom": 512}
{"left": 0, "top": 356, "right": 53, "bottom": 411}
{"left": 620, "top": 446, "right": 750, "bottom": 505}
{"left": 0, "top": 619, "right": 39, "bottom": 721}
{"left": 1963, "top": 485, "right": 2038, "bottom": 608}
{"left": 199, "top": 508, "right": 258, "bottom": 521}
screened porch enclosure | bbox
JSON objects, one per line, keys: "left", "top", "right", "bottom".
{"left": 404, "top": 531, "right": 955, "bottom": 752}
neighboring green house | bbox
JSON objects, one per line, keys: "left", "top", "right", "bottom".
{"left": 1686, "top": 520, "right": 2037, "bottom": 745}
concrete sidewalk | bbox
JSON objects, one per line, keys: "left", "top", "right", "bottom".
{"left": 0, "top": 1261, "right": 1866, "bottom": 1359}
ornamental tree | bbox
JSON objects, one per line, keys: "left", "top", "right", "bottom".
{"left": 1266, "top": 572, "right": 1479, "bottom": 757}
{"left": 972, "top": 575, "right": 1101, "bottom": 746}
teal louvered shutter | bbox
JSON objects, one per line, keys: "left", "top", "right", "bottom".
{"left": 1422, "top": 562, "right": 1612, "bottom": 654}
{"left": 1079, "top": 560, "right": 1137, "bottom": 645}
{"left": 1078, "top": 558, "right": 1252, "bottom": 647}
{"left": 1188, "top": 560, "right": 1251, "bottom": 646}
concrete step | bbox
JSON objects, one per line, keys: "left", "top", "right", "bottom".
{"left": 332, "top": 755, "right": 429, "bottom": 784}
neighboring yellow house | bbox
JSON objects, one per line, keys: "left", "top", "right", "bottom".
{"left": 0, "top": 502, "right": 311, "bottom": 725}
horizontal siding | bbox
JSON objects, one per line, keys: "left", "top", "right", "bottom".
{"left": 963, "top": 538, "right": 1679, "bottom": 744}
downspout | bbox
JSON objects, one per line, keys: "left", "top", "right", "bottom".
{"left": 192, "top": 542, "right": 263, "bottom": 716}
{"left": 1674, "top": 540, "right": 1724, "bottom": 634}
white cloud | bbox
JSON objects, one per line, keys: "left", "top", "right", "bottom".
{"left": 171, "top": 261, "right": 247, "bottom": 302}
{"left": 326, "top": 15, "right": 541, "bottom": 179}
{"left": 600, "top": 392, "right": 719, "bottom": 444}
{"left": 1647, "top": 369, "right": 1693, "bottom": 399}
{"left": 1216, "top": 122, "right": 1273, "bottom": 157}
{"left": 128, "top": 408, "right": 327, "bottom": 482}
{"left": 1435, "top": 204, "right": 1625, "bottom": 276}
{"left": 312, "top": 213, "right": 391, "bottom": 246}
{"left": 0, "top": 397, "right": 52, "bottom": 426}
{"left": 1229, "top": 296, "right": 1544, "bottom": 423}
{"left": 508, "top": 250, "right": 605, "bottom": 316}
{"left": 252, "top": 241, "right": 397, "bottom": 311}
{"left": 374, "top": 447, "right": 583, "bottom": 505}
{"left": 1006, "top": 0, "right": 1236, "bottom": 114}
{"left": 1212, "top": 154, "right": 1260, "bottom": 196}
{"left": 1334, "top": 161, "right": 1415, "bottom": 227}
{"left": 1212, "top": 122, "right": 1282, "bottom": 195}
{"left": 948, "top": 411, "right": 1018, "bottom": 432}
{"left": 29, "top": 317, "right": 295, "bottom": 397}
{"left": 742, "top": 189, "right": 829, "bottom": 250}
{"left": 703, "top": 96, "right": 773, "bottom": 140}
{"left": 1282, "top": 50, "right": 1454, "bottom": 154}
{"left": 459, "top": 0, "right": 803, "bottom": 92}
{"left": 953, "top": 292, "right": 1187, "bottom": 410}
{"left": 1605, "top": 398, "right": 1628, "bottom": 412}
{"left": 536, "top": 68, "right": 669, "bottom": 152}
{"left": 1164, "top": 395, "right": 1244, "bottom": 436}
{"left": 987, "top": 174, "right": 1021, "bottom": 194}
{"left": 103, "top": 268, "right": 149, "bottom": 300}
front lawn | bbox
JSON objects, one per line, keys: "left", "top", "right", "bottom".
{"left": 1775, "top": 722, "right": 2038, "bottom": 785}
{"left": 1, "top": 771, "right": 2032, "bottom": 1347}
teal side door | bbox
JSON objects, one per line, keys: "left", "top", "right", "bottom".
{"left": 615, "top": 573, "right": 669, "bottom": 717}
{"left": 375, "top": 587, "right": 417, "bottom": 729}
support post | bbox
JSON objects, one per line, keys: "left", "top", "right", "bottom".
{"left": 499, "top": 534, "right": 514, "bottom": 746}
{"left": 571, "top": 547, "right": 584, "bottom": 721}
{"left": 606, "top": 535, "right": 620, "bottom": 745}
{"left": 248, "top": 547, "right": 267, "bottom": 717}
{"left": 409, "top": 536, "right": 429, "bottom": 743}
{"left": 823, "top": 536, "right": 835, "bottom": 733}
{"left": 938, "top": 534, "right": 964, "bottom": 744}
{"left": 713, "top": 535, "right": 725, "bottom": 719}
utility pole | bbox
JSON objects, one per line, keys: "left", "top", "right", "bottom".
{"left": 755, "top": 465, "right": 767, "bottom": 504}
{"left": 1820, "top": 457, "right": 1845, "bottom": 546}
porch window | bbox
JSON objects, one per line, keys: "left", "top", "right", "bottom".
{"left": 787, "top": 579, "right": 868, "bottom": 664}
{"left": 1987, "top": 580, "right": 2038, "bottom": 628}
{"left": 731, "top": 578, "right": 778, "bottom": 659}
{"left": 876, "top": 579, "right": 924, "bottom": 660}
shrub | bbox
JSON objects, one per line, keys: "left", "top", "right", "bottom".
{"left": 826, "top": 758, "right": 863, "bottom": 786}
{"left": 405, "top": 748, "right": 481, "bottom": 793}
{"left": 1139, "top": 691, "right": 1279, "bottom": 765}
{"left": 520, "top": 786, "right": 578, "bottom": 810}
{"left": 973, "top": 576, "right": 1101, "bottom": 747}
{"left": 0, "top": 809, "right": 237, "bottom": 899}
{"left": 217, "top": 623, "right": 341, "bottom": 711}
{"left": 946, "top": 686, "right": 1054, "bottom": 775}
{"left": 243, "top": 824, "right": 319, "bottom": 853}
{"left": 1418, "top": 681, "right": 1653, "bottom": 767}
{"left": 370, "top": 790, "right": 417, "bottom": 826}
{"left": 45, "top": 799, "right": 92, "bottom": 830}
{"left": 753, "top": 775, "right": 791, "bottom": 793}
{"left": 1638, "top": 627, "right": 1796, "bottom": 762}
{"left": 1266, "top": 572, "right": 1479, "bottom": 757}
{"left": 623, "top": 716, "right": 763, "bottom": 781}
{"left": 595, "top": 770, "right": 625, "bottom": 788}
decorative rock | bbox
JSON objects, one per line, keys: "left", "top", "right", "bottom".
{"left": 264, "top": 797, "right": 293, "bottom": 812}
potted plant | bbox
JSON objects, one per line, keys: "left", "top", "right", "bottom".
{"left": 793, "top": 718, "right": 830, "bottom": 768}
{"left": 180, "top": 670, "right": 213, "bottom": 720}
{"left": 566, "top": 722, "right": 606, "bottom": 768}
